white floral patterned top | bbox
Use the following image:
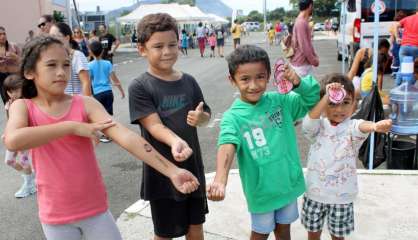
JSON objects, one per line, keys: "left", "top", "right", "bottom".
{"left": 302, "top": 115, "right": 369, "bottom": 204}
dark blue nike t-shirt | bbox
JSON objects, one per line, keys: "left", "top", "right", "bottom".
{"left": 128, "top": 72, "right": 211, "bottom": 201}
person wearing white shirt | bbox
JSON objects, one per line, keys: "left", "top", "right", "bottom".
{"left": 301, "top": 73, "right": 392, "bottom": 240}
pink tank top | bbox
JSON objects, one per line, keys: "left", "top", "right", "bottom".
{"left": 25, "top": 96, "right": 108, "bottom": 224}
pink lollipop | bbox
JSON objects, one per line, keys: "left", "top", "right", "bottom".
{"left": 273, "top": 58, "right": 293, "bottom": 94}
{"left": 328, "top": 87, "right": 347, "bottom": 104}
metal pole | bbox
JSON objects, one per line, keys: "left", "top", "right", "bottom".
{"left": 263, "top": 0, "right": 267, "bottom": 47}
{"left": 67, "top": 0, "right": 72, "bottom": 27}
{"left": 341, "top": 0, "right": 347, "bottom": 73}
{"left": 368, "top": 0, "right": 381, "bottom": 170}
{"left": 72, "top": 0, "right": 81, "bottom": 29}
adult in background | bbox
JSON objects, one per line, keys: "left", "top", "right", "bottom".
{"left": 347, "top": 39, "right": 390, "bottom": 84}
{"left": 215, "top": 25, "right": 225, "bottom": 57}
{"left": 395, "top": 9, "right": 418, "bottom": 63}
{"left": 89, "top": 29, "right": 100, "bottom": 43}
{"left": 290, "top": 0, "right": 319, "bottom": 77}
{"left": 50, "top": 22, "right": 91, "bottom": 96}
{"left": 73, "top": 27, "right": 89, "bottom": 57}
{"left": 98, "top": 24, "right": 120, "bottom": 63}
{"left": 196, "top": 22, "right": 206, "bottom": 57}
{"left": 25, "top": 30, "right": 35, "bottom": 43}
{"left": 37, "top": 14, "right": 54, "bottom": 35}
{"left": 0, "top": 26, "right": 21, "bottom": 104}
{"left": 275, "top": 21, "right": 282, "bottom": 45}
{"left": 231, "top": 19, "right": 242, "bottom": 50}
{"left": 389, "top": 11, "right": 407, "bottom": 75}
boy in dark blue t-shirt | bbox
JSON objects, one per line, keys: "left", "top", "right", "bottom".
{"left": 128, "top": 13, "right": 211, "bottom": 239}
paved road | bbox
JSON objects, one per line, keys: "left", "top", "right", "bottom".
{"left": 0, "top": 32, "right": 343, "bottom": 240}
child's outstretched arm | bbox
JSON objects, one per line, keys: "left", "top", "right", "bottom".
{"left": 140, "top": 113, "right": 193, "bottom": 162}
{"left": 84, "top": 97, "right": 200, "bottom": 194}
{"left": 4, "top": 99, "right": 115, "bottom": 151}
{"left": 110, "top": 72, "right": 125, "bottom": 99}
{"left": 207, "top": 144, "right": 236, "bottom": 201}
{"left": 282, "top": 65, "right": 320, "bottom": 120}
{"left": 359, "top": 119, "right": 392, "bottom": 134}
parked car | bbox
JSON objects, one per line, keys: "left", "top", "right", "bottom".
{"left": 314, "top": 23, "right": 325, "bottom": 31}
{"left": 242, "top": 22, "right": 260, "bottom": 31}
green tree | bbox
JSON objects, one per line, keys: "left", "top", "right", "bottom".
{"left": 267, "top": 7, "right": 286, "bottom": 21}
{"left": 53, "top": 10, "right": 65, "bottom": 23}
{"left": 246, "top": 10, "right": 263, "bottom": 22}
{"left": 290, "top": 0, "right": 338, "bottom": 17}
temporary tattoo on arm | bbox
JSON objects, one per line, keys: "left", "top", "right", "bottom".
{"left": 144, "top": 143, "right": 153, "bottom": 152}
{"left": 155, "top": 155, "right": 169, "bottom": 168}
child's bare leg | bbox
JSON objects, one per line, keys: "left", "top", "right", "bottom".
{"left": 186, "top": 224, "right": 203, "bottom": 240}
{"left": 273, "top": 223, "right": 290, "bottom": 240}
{"left": 250, "top": 231, "right": 269, "bottom": 240}
{"left": 308, "top": 231, "right": 322, "bottom": 240}
{"left": 331, "top": 235, "right": 344, "bottom": 240}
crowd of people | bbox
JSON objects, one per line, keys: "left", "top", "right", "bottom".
{"left": 0, "top": 0, "right": 418, "bottom": 240}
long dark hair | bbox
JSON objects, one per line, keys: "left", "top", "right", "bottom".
{"left": 21, "top": 36, "right": 67, "bottom": 99}
{"left": 0, "top": 26, "right": 9, "bottom": 51}
{"left": 53, "top": 22, "right": 80, "bottom": 50}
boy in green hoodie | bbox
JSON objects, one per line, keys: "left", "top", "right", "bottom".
{"left": 207, "top": 45, "right": 320, "bottom": 240}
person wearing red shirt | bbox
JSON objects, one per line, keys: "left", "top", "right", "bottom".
{"left": 396, "top": 10, "right": 418, "bottom": 63}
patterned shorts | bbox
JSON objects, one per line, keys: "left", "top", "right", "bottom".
{"left": 301, "top": 195, "right": 354, "bottom": 237}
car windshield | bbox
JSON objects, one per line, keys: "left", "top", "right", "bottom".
{"left": 361, "top": 0, "right": 416, "bottom": 22}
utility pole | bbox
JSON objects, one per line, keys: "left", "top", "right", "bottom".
{"left": 72, "top": 0, "right": 81, "bottom": 29}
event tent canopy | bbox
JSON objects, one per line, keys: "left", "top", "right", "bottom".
{"left": 118, "top": 3, "right": 220, "bottom": 24}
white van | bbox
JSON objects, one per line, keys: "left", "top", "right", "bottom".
{"left": 337, "top": 0, "right": 416, "bottom": 64}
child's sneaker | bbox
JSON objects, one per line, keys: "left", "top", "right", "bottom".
{"left": 15, "top": 173, "right": 36, "bottom": 198}
{"left": 100, "top": 135, "right": 112, "bottom": 143}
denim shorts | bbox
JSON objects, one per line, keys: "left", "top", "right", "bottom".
{"left": 250, "top": 201, "right": 299, "bottom": 234}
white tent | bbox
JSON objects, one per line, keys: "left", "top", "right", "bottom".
{"left": 118, "top": 3, "right": 212, "bottom": 24}
{"left": 206, "top": 13, "right": 229, "bottom": 24}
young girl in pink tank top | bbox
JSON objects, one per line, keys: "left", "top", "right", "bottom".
{"left": 4, "top": 36, "right": 200, "bottom": 240}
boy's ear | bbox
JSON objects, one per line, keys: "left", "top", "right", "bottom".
{"left": 137, "top": 43, "right": 146, "bottom": 57}
{"left": 228, "top": 75, "right": 236, "bottom": 86}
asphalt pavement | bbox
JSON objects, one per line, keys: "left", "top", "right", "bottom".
{"left": 0, "top": 31, "right": 391, "bottom": 240}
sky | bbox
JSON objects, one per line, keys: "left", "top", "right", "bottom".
{"left": 75, "top": 0, "right": 292, "bottom": 14}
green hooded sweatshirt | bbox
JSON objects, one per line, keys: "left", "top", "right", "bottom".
{"left": 218, "top": 75, "right": 320, "bottom": 213}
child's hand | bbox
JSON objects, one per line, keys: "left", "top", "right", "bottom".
{"left": 283, "top": 64, "right": 301, "bottom": 86}
{"left": 73, "top": 119, "right": 116, "bottom": 140}
{"left": 325, "top": 82, "right": 343, "bottom": 97}
{"left": 187, "top": 102, "right": 206, "bottom": 127}
{"left": 169, "top": 168, "right": 200, "bottom": 194}
{"left": 374, "top": 119, "right": 392, "bottom": 133}
{"left": 120, "top": 91, "right": 125, "bottom": 99}
{"left": 171, "top": 138, "right": 193, "bottom": 162}
{"left": 207, "top": 181, "right": 226, "bottom": 201}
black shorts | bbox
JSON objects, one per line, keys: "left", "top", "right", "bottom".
{"left": 217, "top": 39, "right": 224, "bottom": 46}
{"left": 93, "top": 90, "right": 114, "bottom": 115}
{"left": 233, "top": 38, "right": 241, "bottom": 45}
{"left": 150, "top": 197, "right": 208, "bottom": 238}
{"left": 210, "top": 46, "right": 215, "bottom": 51}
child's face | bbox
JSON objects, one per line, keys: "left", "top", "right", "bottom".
{"left": 138, "top": 30, "right": 179, "bottom": 73}
{"left": 230, "top": 62, "right": 269, "bottom": 104}
{"left": 25, "top": 44, "right": 71, "bottom": 96}
{"left": 7, "top": 88, "right": 22, "bottom": 101}
{"left": 324, "top": 93, "right": 355, "bottom": 124}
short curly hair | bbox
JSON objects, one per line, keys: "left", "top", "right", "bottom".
{"left": 226, "top": 45, "right": 271, "bottom": 80}
{"left": 136, "top": 13, "right": 179, "bottom": 45}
